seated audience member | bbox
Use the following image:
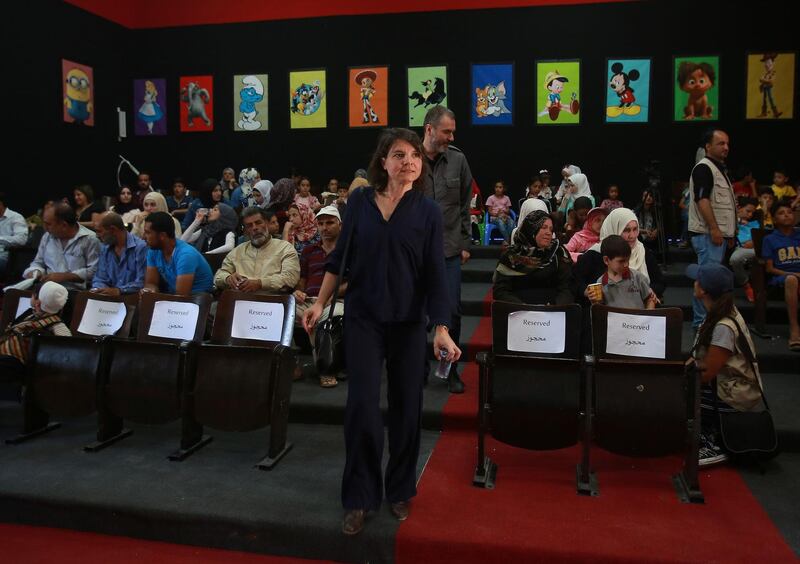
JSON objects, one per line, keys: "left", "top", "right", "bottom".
{"left": 183, "top": 178, "right": 226, "bottom": 230}
{"left": 732, "top": 167, "right": 758, "bottom": 198}
{"left": 771, "top": 168, "right": 796, "bottom": 201}
{"left": 252, "top": 180, "right": 272, "bottom": 208}
{"left": 757, "top": 187, "right": 775, "bottom": 230}
{"left": 229, "top": 168, "right": 263, "bottom": 210}
{"left": 567, "top": 196, "right": 593, "bottom": 240}
{"left": 538, "top": 169, "right": 553, "bottom": 200}
{"left": 91, "top": 212, "right": 147, "bottom": 295}
{"left": 762, "top": 201, "right": 800, "bottom": 350}
{"left": 265, "top": 177, "right": 297, "bottom": 232}
{"left": 565, "top": 206, "right": 608, "bottom": 262}
{"left": 587, "top": 234, "right": 656, "bottom": 309}
{"left": 469, "top": 179, "right": 484, "bottom": 243}
{"left": 485, "top": 180, "right": 515, "bottom": 243}
{"left": 23, "top": 203, "right": 100, "bottom": 291}
{"left": 219, "top": 167, "right": 239, "bottom": 202}
{"left": 142, "top": 211, "right": 213, "bottom": 296}
{"left": 134, "top": 172, "right": 155, "bottom": 208}
{"left": 729, "top": 197, "right": 760, "bottom": 301}
{"left": 283, "top": 203, "right": 321, "bottom": 255}
{"left": 575, "top": 207, "right": 665, "bottom": 301}
{"left": 214, "top": 207, "right": 300, "bottom": 294}
{"left": 600, "top": 184, "right": 624, "bottom": 211}
{"left": 181, "top": 202, "right": 238, "bottom": 255}
{"left": 512, "top": 197, "right": 549, "bottom": 241}
{"left": 0, "top": 281, "right": 71, "bottom": 384}
{"left": 0, "top": 192, "right": 28, "bottom": 272}
{"left": 493, "top": 210, "right": 574, "bottom": 305}
{"left": 294, "top": 176, "right": 322, "bottom": 213}
{"left": 294, "top": 205, "right": 345, "bottom": 388}
{"left": 554, "top": 164, "right": 581, "bottom": 205}
{"left": 687, "top": 263, "right": 765, "bottom": 467}
{"left": 518, "top": 176, "right": 543, "bottom": 210}
{"left": 133, "top": 192, "right": 182, "bottom": 239}
{"left": 236, "top": 209, "right": 281, "bottom": 245}
{"left": 111, "top": 185, "right": 140, "bottom": 225}
{"left": 634, "top": 190, "right": 659, "bottom": 250}
{"left": 73, "top": 184, "right": 105, "bottom": 229}
{"left": 335, "top": 184, "right": 349, "bottom": 215}
{"left": 558, "top": 172, "right": 594, "bottom": 214}
{"left": 166, "top": 178, "right": 194, "bottom": 220}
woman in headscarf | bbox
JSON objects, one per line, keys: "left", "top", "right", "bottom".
{"left": 493, "top": 209, "right": 574, "bottom": 305}
{"left": 511, "top": 197, "right": 549, "bottom": 241}
{"left": 557, "top": 172, "right": 594, "bottom": 213}
{"left": 266, "top": 177, "right": 297, "bottom": 231}
{"left": 554, "top": 164, "right": 582, "bottom": 204}
{"left": 283, "top": 202, "right": 320, "bottom": 255}
{"left": 574, "top": 207, "right": 665, "bottom": 301}
{"left": 181, "top": 202, "right": 238, "bottom": 255}
{"left": 132, "top": 191, "right": 182, "bottom": 238}
{"left": 565, "top": 206, "right": 609, "bottom": 262}
{"left": 111, "top": 184, "right": 140, "bottom": 225}
{"left": 183, "top": 178, "right": 225, "bottom": 230}
{"left": 252, "top": 180, "right": 272, "bottom": 208}
{"left": 230, "top": 167, "right": 264, "bottom": 210}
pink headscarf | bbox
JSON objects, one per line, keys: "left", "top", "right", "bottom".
{"left": 565, "top": 207, "right": 608, "bottom": 262}
{"left": 286, "top": 203, "right": 318, "bottom": 243}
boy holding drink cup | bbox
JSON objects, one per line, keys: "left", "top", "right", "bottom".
{"left": 586, "top": 234, "right": 657, "bottom": 309}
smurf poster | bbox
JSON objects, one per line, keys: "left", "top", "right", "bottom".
{"left": 536, "top": 60, "right": 580, "bottom": 125}
{"left": 179, "top": 75, "right": 214, "bottom": 132}
{"left": 134, "top": 78, "right": 166, "bottom": 135}
{"left": 407, "top": 65, "right": 448, "bottom": 127}
{"left": 233, "top": 74, "right": 268, "bottom": 131}
{"left": 673, "top": 56, "right": 719, "bottom": 122}
{"left": 471, "top": 63, "right": 514, "bottom": 126}
{"left": 349, "top": 66, "right": 388, "bottom": 128}
{"left": 62, "top": 59, "right": 94, "bottom": 127}
{"left": 289, "top": 69, "right": 327, "bottom": 129}
{"left": 605, "top": 59, "right": 651, "bottom": 123}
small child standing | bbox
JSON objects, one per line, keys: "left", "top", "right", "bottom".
{"left": 587, "top": 234, "right": 656, "bottom": 309}
{"left": 771, "top": 168, "right": 797, "bottom": 202}
{"left": 600, "top": 184, "right": 624, "bottom": 211}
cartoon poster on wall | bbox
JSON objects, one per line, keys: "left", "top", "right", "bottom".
{"left": 471, "top": 63, "right": 513, "bottom": 126}
{"left": 407, "top": 65, "right": 448, "bottom": 127}
{"left": 673, "top": 56, "right": 719, "bottom": 121}
{"left": 133, "top": 79, "right": 166, "bottom": 135}
{"left": 349, "top": 66, "right": 388, "bottom": 128}
{"left": 290, "top": 70, "right": 327, "bottom": 129}
{"left": 746, "top": 52, "right": 795, "bottom": 120}
{"left": 62, "top": 59, "right": 94, "bottom": 126}
{"left": 536, "top": 60, "right": 580, "bottom": 125}
{"left": 233, "top": 74, "right": 268, "bottom": 131}
{"left": 179, "top": 75, "right": 214, "bottom": 132}
{"left": 605, "top": 59, "right": 651, "bottom": 123}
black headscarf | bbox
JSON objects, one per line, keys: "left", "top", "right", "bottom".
{"left": 496, "top": 210, "right": 567, "bottom": 276}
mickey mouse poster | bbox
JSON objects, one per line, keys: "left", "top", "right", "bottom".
{"left": 605, "top": 58, "right": 651, "bottom": 123}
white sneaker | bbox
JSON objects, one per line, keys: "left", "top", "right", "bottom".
{"left": 699, "top": 447, "right": 729, "bottom": 467}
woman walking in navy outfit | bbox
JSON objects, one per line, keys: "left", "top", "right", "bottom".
{"left": 303, "top": 128, "right": 461, "bottom": 535}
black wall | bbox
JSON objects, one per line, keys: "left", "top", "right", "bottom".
{"left": 9, "top": 0, "right": 798, "bottom": 233}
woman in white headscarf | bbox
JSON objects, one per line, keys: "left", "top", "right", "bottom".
{"left": 554, "top": 164, "right": 582, "bottom": 204}
{"left": 511, "top": 197, "right": 549, "bottom": 241}
{"left": 131, "top": 191, "right": 182, "bottom": 239}
{"left": 558, "top": 172, "right": 594, "bottom": 213}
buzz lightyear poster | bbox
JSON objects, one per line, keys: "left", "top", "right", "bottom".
{"left": 62, "top": 59, "right": 94, "bottom": 126}
{"left": 605, "top": 59, "right": 651, "bottom": 123}
{"left": 536, "top": 60, "right": 580, "bottom": 125}
{"left": 134, "top": 79, "right": 167, "bottom": 136}
{"left": 289, "top": 69, "right": 327, "bottom": 129}
{"left": 234, "top": 74, "right": 268, "bottom": 131}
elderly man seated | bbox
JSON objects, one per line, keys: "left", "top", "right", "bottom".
{"left": 91, "top": 212, "right": 148, "bottom": 296}
{"left": 214, "top": 207, "right": 300, "bottom": 294}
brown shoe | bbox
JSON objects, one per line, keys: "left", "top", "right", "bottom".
{"left": 342, "top": 509, "right": 366, "bottom": 535}
{"left": 389, "top": 501, "right": 409, "bottom": 521}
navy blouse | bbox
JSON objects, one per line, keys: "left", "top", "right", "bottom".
{"left": 326, "top": 186, "right": 450, "bottom": 328}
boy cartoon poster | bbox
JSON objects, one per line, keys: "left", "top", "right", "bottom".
{"left": 746, "top": 52, "right": 795, "bottom": 120}
{"left": 605, "top": 58, "right": 651, "bottom": 123}
{"left": 134, "top": 78, "right": 166, "bottom": 136}
{"left": 471, "top": 63, "right": 514, "bottom": 126}
{"left": 673, "top": 56, "right": 719, "bottom": 122}
{"left": 407, "top": 65, "right": 448, "bottom": 127}
{"left": 536, "top": 60, "right": 580, "bottom": 125}
{"left": 349, "top": 66, "right": 388, "bottom": 128}
{"left": 62, "top": 59, "right": 94, "bottom": 127}
{"left": 290, "top": 69, "right": 327, "bottom": 129}
{"left": 233, "top": 74, "right": 268, "bottom": 131}
{"left": 179, "top": 75, "right": 214, "bottom": 132}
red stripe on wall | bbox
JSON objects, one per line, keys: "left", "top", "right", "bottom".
{"left": 64, "top": 0, "right": 635, "bottom": 29}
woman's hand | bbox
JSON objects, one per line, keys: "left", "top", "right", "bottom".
{"left": 302, "top": 301, "right": 325, "bottom": 334}
{"left": 433, "top": 326, "right": 461, "bottom": 363}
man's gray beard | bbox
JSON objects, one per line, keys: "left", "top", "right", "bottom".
{"left": 251, "top": 233, "right": 269, "bottom": 247}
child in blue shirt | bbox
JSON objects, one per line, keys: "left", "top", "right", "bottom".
{"left": 762, "top": 201, "right": 800, "bottom": 350}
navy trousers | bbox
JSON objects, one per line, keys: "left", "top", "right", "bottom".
{"left": 341, "top": 316, "right": 426, "bottom": 511}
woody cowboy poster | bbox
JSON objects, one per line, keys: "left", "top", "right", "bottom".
{"left": 745, "top": 52, "right": 795, "bottom": 120}
{"left": 349, "top": 66, "right": 388, "bottom": 128}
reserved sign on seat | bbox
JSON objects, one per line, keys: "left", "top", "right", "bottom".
{"left": 148, "top": 301, "right": 200, "bottom": 341}
{"left": 507, "top": 310, "right": 566, "bottom": 354}
{"left": 606, "top": 311, "right": 666, "bottom": 359}
{"left": 231, "top": 300, "right": 284, "bottom": 342}
{"left": 77, "top": 298, "right": 127, "bottom": 336}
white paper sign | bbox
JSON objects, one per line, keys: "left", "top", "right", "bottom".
{"left": 147, "top": 300, "right": 199, "bottom": 341}
{"left": 15, "top": 297, "right": 32, "bottom": 319}
{"left": 606, "top": 312, "right": 666, "bottom": 359}
{"left": 231, "top": 300, "right": 285, "bottom": 342}
{"left": 507, "top": 311, "right": 566, "bottom": 354}
{"left": 77, "top": 298, "right": 127, "bottom": 336}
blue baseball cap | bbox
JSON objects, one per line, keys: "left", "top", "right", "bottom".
{"left": 685, "top": 263, "right": 734, "bottom": 297}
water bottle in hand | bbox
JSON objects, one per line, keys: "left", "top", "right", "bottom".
{"left": 434, "top": 348, "right": 451, "bottom": 380}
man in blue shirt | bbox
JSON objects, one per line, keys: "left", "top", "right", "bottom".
{"left": 165, "top": 178, "right": 194, "bottom": 222}
{"left": 142, "top": 212, "right": 213, "bottom": 296}
{"left": 91, "top": 212, "right": 147, "bottom": 295}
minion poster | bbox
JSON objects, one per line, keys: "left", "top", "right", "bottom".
{"left": 62, "top": 59, "right": 94, "bottom": 127}
{"left": 673, "top": 56, "right": 719, "bottom": 122}
{"left": 746, "top": 52, "right": 795, "bottom": 120}
{"left": 134, "top": 79, "right": 166, "bottom": 136}
{"left": 407, "top": 65, "right": 448, "bottom": 127}
{"left": 234, "top": 74, "right": 269, "bottom": 131}
{"left": 290, "top": 69, "right": 327, "bottom": 129}
{"left": 605, "top": 59, "right": 651, "bottom": 123}
{"left": 536, "top": 60, "right": 580, "bottom": 125}
{"left": 179, "top": 75, "right": 214, "bottom": 132}
{"left": 349, "top": 66, "right": 388, "bottom": 128}
{"left": 471, "top": 63, "right": 514, "bottom": 126}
